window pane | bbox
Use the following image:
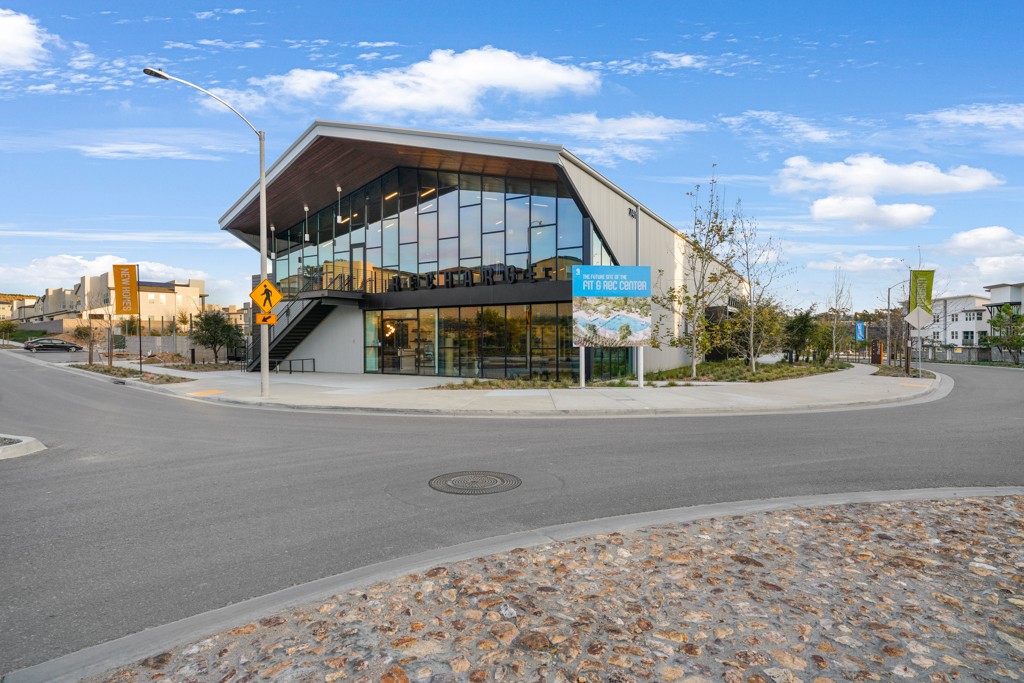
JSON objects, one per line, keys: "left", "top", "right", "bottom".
{"left": 460, "top": 174, "right": 481, "bottom": 206}
{"left": 364, "top": 311, "right": 381, "bottom": 372}
{"left": 439, "top": 237, "right": 458, "bottom": 271}
{"left": 531, "top": 180, "right": 557, "bottom": 226}
{"left": 366, "top": 183, "right": 382, "bottom": 247}
{"left": 438, "top": 186, "right": 458, "bottom": 238}
{"left": 532, "top": 303, "right": 557, "bottom": 348}
{"left": 483, "top": 232, "right": 504, "bottom": 267}
{"left": 418, "top": 309, "right": 437, "bottom": 375}
{"left": 438, "top": 307, "right": 460, "bottom": 377}
{"left": 460, "top": 204, "right": 481, "bottom": 258}
{"left": 350, "top": 194, "right": 365, "bottom": 245}
{"left": 418, "top": 212, "right": 437, "bottom": 262}
{"left": 382, "top": 217, "right": 398, "bottom": 268}
{"left": 418, "top": 170, "right": 438, "bottom": 213}
{"left": 531, "top": 225, "right": 556, "bottom": 279}
{"left": 400, "top": 243, "right": 417, "bottom": 277}
{"left": 480, "top": 305, "right": 505, "bottom": 379}
{"left": 505, "top": 196, "right": 529, "bottom": 253}
{"left": 506, "top": 178, "right": 530, "bottom": 197}
{"left": 459, "top": 306, "right": 481, "bottom": 377}
{"left": 557, "top": 248, "right": 583, "bottom": 280}
{"left": 507, "top": 305, "right": 529, "bottom": 378}
{"left": 383, "top": 171, "right": 399, "bottom": 219}
{"left": 505, "top": 252, "right": 528, "bottom": 272}
{"left": 557, "top": 196, "right": 583, "bottom": 248}
{"left": 557, "top": 302, "right": 579, "bottom": 381}
{"left": 460, "top": 257, "right": 481, "bottom": 285}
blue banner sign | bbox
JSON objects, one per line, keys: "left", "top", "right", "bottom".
{"left": 856, "top": 321, "right": 865, "bottom": 341}
{"left": 572, "top": 266, "right": 651, "bottom": 297}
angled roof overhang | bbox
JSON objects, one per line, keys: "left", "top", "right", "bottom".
{"left": 220, "top": 122, "right": 566, "bottom": 246}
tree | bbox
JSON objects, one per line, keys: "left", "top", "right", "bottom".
{"left": 190, "top": 311, "right": 244, "bottom": 363}
{"left": 728, "top": 209, "right": 786, "bottom": 372}
{"left": 984, "top": 304, "right": 1024, "bottom": 364}
{"left": 724, "top": 297, "right": 787, "bottom": 368}
{"left": 825, "top": 266, "right": 852, "bottom": 360}
{"left": 785, "top": 307, "right": 816, "bottom": 363}
{"left": 651, "top": 173, "right": 738, "bottom": 378}
{"left": 0, "top": 319, "right": 16, "bottom": 344}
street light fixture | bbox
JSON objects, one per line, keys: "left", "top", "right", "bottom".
{"left": 143, "top": 67, "right": 270, "bottom": 397}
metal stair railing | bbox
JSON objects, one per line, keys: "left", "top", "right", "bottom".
{"left": 244, "top": 271, "right": 361, "bottom": 369}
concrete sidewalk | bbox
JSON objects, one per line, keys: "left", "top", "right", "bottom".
{"left": 115, "top": 362, "right": 946, "bottom": 417}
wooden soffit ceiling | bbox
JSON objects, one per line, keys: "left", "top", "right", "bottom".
{"left": 223, "top": 134, "right": 564, "bottom": 237}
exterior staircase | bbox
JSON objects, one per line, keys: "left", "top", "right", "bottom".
{"left": 246, "top": 299, "right": 336, "bottom": 372}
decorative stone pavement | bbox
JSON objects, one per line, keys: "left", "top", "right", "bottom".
{"left": 79, "top": 495, "right": 1023, "bottom": 683}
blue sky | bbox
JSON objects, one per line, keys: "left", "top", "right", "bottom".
{"left": 1, "top": 1, "right": 1022, "bottom": 311}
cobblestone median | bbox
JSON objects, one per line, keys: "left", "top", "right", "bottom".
{"left": 84, "top": 496, "right": 1023, "bottom": 683}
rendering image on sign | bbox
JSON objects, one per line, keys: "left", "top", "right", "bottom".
{"left": 572, "top": 266, "right": 652, "bottom": 347}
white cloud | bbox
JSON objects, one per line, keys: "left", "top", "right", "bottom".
{"left": 810, "top": 195, "right": 935, "bottom": 229}
{"left": 945, "top": 226, "right": 1024, "bottom": 256}
{"left": 723, "top": 110, "right": 840, "bottom": 144}
{"left": 779, "top": 154, "right": 1001, "bottom": 196}
{"left": 910, "top": 103, "right": 1024, "bottom": 130}
{"left": 0, "top": 8, "right": 57, "bottom": 72}
{"left": 166, "top": 38, "right": 263, "bottom": 50}
{"left": 194, "top": 9, "right": 252, "bottom": 20}
{"left": 69, "top": 142, "right": 223, "bottom": 161}
{"left": 357, "top": 52, "right": 381, "bottom": 61}
{"left": 252, "top": 68, "right": 339, "bottom": 99}
{"left": 649, "top": 51, "right": 708, "bottom": 70}
{"left": 356, "top": 41, "right": 398, "bottom": 48}
{"left": 572, "top": 142, "right": 661, "bottom": 166}
{"left": 199, "top": 86, "right": 269, "bottom": 113}
{"left": 807, "top": 253, "right": 906, "bottom": 271}
{"left": 338, "top": 46, "right": 599, "bottom": 115}
{"left": 472, "top": 112, "right": 704, "bottom": 141}
{"left": 0, "top": 255, "right": 210, "bottom": 293}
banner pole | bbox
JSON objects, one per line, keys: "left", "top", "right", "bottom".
{"left": 579, "top": 347, "right": 585, "bottom": 389}
{"left": 137, "top": 265, "right": 143, "bottom": 375}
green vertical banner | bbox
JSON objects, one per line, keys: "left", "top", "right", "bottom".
{"left": 909, "top": 270, "right": 935, "bottom": 314}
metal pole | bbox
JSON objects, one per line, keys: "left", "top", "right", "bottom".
{"left": 258, "top": 131, "right": 270, "bottom": 398}
{"left": 886, "top": 288, "right": 891, "bottom": 367}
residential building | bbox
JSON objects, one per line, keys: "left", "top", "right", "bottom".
{"left": 911, "top": 294, "right": 991, "bottom": 348}
{"left": 983, "top": 282, "right": 1023, "bottom": 315}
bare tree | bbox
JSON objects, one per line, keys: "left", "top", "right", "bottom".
{"left": 728, "top": 209, "right": 787, "bottom": 372}
{"left": 825, "top": 266, "right": 852, "bottom": 360}
{"left": 651, "top": 174, "right": 738, "bottom": 378}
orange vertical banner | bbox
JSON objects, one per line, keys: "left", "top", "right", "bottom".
{"left": 113, "top": 265, "right": 140, "bottom": 315}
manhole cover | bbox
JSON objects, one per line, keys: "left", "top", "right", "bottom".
{"left": 428, "top": 471, "right": 522, "bottom": 495}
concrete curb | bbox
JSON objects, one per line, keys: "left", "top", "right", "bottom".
{"left": 0, "top": 434, "right": 46, "bottom": 460}
{"left": 5, "top": 486, "right": 1022, "bottom": 683}
{"left": 134, "top": 368, "right": 951, "bottom": 419}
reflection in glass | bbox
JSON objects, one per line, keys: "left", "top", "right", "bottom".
{"left": 437, "top": 307, "right": 459, "bottom": 377}
{"left": 505, "top": 196, "right": 529, "bottom": 253}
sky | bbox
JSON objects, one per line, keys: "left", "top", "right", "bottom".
{"left": 1, "top": 1, "right": 1022, "bottom": 312}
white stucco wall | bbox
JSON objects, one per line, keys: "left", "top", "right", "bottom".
{"left": 285, "top": 304, "right": 364, "bottom": 373}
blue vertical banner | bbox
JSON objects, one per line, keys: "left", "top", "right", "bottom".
{"left": 856, "top": 321, "right": 866, "bottom": 341}
{"left": 572, "top": 266, "right": 652, "bottom": 347}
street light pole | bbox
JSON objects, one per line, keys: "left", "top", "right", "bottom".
{"left": 143, "top": 67, "right": 270, "bottom": 397}
{"left": 885, "top": 279, "right": 908, "bottom": 367}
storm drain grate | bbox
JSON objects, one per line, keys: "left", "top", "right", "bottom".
{"left": 428, "top": 471, "right": 522, "bottom": 495}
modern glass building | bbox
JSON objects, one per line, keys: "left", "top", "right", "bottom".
{"left": 221, "top": 122, "right": 726, "bottom": 379}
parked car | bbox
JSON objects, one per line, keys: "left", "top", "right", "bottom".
{"left": 23, "top": 338, "right": 84, "bottom": 353}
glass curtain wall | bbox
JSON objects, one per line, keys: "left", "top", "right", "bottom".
{"left": 365, "top": 304, "right": 582, "bottom": 380}
{"left": 273, "top": 167, "right": 585, "bottom": 292}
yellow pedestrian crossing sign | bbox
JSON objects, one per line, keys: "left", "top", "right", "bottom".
{"left": 255, "top": 313, "right": 277, "bottom": 325}
{"left": 250, "top": 279, "right": 282, "bottom": 313}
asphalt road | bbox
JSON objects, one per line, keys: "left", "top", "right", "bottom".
{"left": 0, "top": 351, "right": 1021, "bottom": 674}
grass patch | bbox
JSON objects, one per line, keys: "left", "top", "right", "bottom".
{"left": 166, "top": 362, "right": 241, "bottom": 372}
{"left": 646, "top": 359, "right": 853, "bottom": 383}
{"left": 71, "top": 364, "right": 194, "bottom": 384}
{"left": 872, "top": 364, "right": 935, "bottom": 379}
{"left": 432, "top": 377, "right": 577, "bottom": 390}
